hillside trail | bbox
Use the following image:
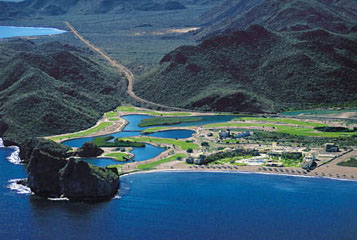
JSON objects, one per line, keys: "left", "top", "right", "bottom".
{"left": 64, "top": 21, "right": 187, "bottom": 112}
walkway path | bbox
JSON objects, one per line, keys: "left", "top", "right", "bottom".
{"left": 64, "top": 21, "right": 186, "bottom": 111}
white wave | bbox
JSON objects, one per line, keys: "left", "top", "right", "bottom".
{"left": 48, "top": 197, "right": 69, "bottom": 201}
{"left": 113, "top": 195, "right": 121, "bottom": 200}
{"left": 0, "top": 138, "right": 4, "bottom": 147}
{"left": 7, "top": 146, "right": 23, "bottom": 165}
{"left": 8, "top": 179, "right": 32, "bottom": 195}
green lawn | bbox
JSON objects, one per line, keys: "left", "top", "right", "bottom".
{"left": 109, "top": 118, "right": 120, "bottom": 121}
{"left": 137, "top": 153, "right": 186, "bottom": 170}
{"left": 93, "top": 136, "right": 145, "bottom": 147}
{"left": 49, "top": 122, "right": 114, "bottom": 141}
{"left": 337, "top": 158, "right": 357, "bottom": 167}
{"left": 139, "top": 117, "right": 202, "bottom": 127}
{"left": 118, "top": 137, "right": 199, "bottom": 150}
{"left": 104, "top": 111, "right": 118, "bottom": 118}
{"left": 116, "top": 106, "right": 192, "bottom": 116}
{"left": 141, "top": 127, "right": 172, "bottom": 133}
{"left": 104, "top": 152, "right": 130, "bottom": 161}
{"left": 208, "top": 155, "right": 252, "bottom": 165}
{"left": 106, "top": 164, "right": 123, "bottom": 174}
{"left": 235, "top": 117, "right": 326, "bottom": 127}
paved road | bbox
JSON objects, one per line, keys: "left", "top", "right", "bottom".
{"left": 64, "top": 21, "right": 186, "bottom": 111}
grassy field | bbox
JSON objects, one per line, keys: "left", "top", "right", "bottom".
{"left": 235, "top": 117, "right": 326, "bottom": 127}
{"left": 137, "top": 153, "right": 186, "bottom": 170}
{"left": 49, "top": 122, "right": 114, "bottom": 141}
{"left": 104, "top": 111, "right": 118, "bottom": 118}
{"left": 118, "top": 137, "right": 199, "bottom": 150}
{"left": 93, "top": 136, "right": 145, "bottom": 147}
{"left": 106, "top": 164, "right": 123, "bottom": 174}
{"left": 116, "top": 106, "right": 192, "bottom": 116}
{"left": 205, "top": 122, "right": 356, "bottom": 138}
{"left": 104, "top": 152, "right": 130, "bottom": 161}
{"left": 139, "top": 117, "right": 202, "bottom": 127}
{"left": 109, "top": 118, "right": 120, "bottom": 121}
{"left": 141, "top": 127, "right": 172, "bottom": 133}
{"left": 208, "top": 155, "right": 252, "bottom": 165}
{"left": 337, "top": 158, "right": 357, "bottom": 167}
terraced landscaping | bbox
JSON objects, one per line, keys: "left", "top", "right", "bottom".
{"left": 138, "top": 117, "right": 202, "bottom": 127}
{"left": 116, "top": 106, "right": 192, "bottom": 116}
{"left": 137, "top": 153, "right": 186, "bottom": 170}
{"left": 118, "top": 137, "right": 199, "bottom": 150}
{"left": 48, "top": 122, "right": 114, "bottom": 141}
{"left": 235, "top": 117, "right": 326, "bottom": 127}
{"left": 104, "top": 152, "right": 131, "bottom": 161}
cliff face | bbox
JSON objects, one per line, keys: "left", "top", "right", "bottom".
{"left": 61, "top": 159, "right": 119, "bottom": 201}
{"left": 27, "top": 149, "right": 68, "bottom": 198}
{"left": 27, "top": 149, "right": 119, "bottom": 201}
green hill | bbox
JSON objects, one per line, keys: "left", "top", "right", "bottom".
{"left": 134, "top": 25, "right": 357, "bottom": 113}
{"left": 0, "top": 39, "right": 127, "bottom": 143}
{"left": 196, "top": 0, "right": 357, "bottom": 39}
{"left": 0, "top": 0, "right": 191, "bottom": 18}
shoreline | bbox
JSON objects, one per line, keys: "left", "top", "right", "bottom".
{"left": 119, "top": 168, "right": 357, "bottom": 183}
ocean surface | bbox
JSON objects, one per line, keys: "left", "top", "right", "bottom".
{"left": 1, "top": 147, "right": 357, "bottom": 240}
{"left": 0, "top": 26, "right": 66, "bottom": 38}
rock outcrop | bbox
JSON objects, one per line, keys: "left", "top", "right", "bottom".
{"left": 20, "top": 138, "right": 72, "bottom": 164}
{"left": 77, "top": 142, "right": 104, "bottom": 158}
{"left": 27, "top": 149, "right": 67, "bottom": 198}
{"left": 27, "top": 149, "right": 119, "bottom": 201}
{"left": 61, "top": 159, "right": 119, "bottom": 201}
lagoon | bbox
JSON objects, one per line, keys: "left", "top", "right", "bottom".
{"left": 80, "top": 157, "right": 125, "bottom": 167}
{"left": 62, "top": 114, "right": 233, "bottom": 164}
{"left": 0, "top": 26, "right": 66, "bottom": 39}
{"left": 62, "top": 114, "right": 235, "bottom": 148}
{"left": 1, "top": 146, "right": 357, "bottom": 240}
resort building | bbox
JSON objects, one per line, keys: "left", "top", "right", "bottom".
{"left": 325, "top": 143, "right": 339, "bottom": 152}
{"left": 186, "top": 154, "right": 207, "bottom": 165}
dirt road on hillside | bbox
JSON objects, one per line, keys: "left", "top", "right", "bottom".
{"left": 64, "top": 21, "right": 186, "bottom": 111}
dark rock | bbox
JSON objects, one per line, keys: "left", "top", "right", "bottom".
{"left": 77, "top": 142, "right": 104, "bottom": 158}
{"left": 20, "top": 138, "right": 71, "bottom": 164}
{"left": 3, "top": 139, "right": 19, "bottom": 147}
{"left": 0, "top": 118, "right": 8, "bottom": 136}
{"left": 61, "top": 159, "right": 119, "bottom": 201}
{"left": 26, "top": 149, "right": 119, "bottom": 201}
{"left": 27, "top": 149, "right": 67, "bottom": 198}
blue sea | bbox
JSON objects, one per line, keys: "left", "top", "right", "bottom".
{"left": 1, "top": 147, "right": 357, "bottom": 240}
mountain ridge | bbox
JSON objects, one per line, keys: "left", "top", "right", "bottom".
{"left": 195, "top": 0, "right": 357, "bottom": 39}
{"left": 134, "top": 25, "right": 357, "bottom": 112}
{"left": 0, "top": 39, "right": 127, "bottom": 143}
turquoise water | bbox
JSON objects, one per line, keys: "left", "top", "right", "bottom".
{"left": 77, "top": 142, "right": 165, "bottom": 165}
{"left": 130, "top": 143, "right": 165, "bottom": 162}
{"left": 62, "top": 114, "right": 234, "bottom": 164}
{"left": 80, "top": 158, "right": 127, "bottom": 167}
{"left": 0, "top": 26, "right": 66, "bottom": 39}
{"left": 1, "top": 146, "right": 357, "bottom": 240}
{"left": 62, "top": 114, "right": 235, "bottom": 147}
{"left": 123, "top": 114, "right": 237, "bottom": 131}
